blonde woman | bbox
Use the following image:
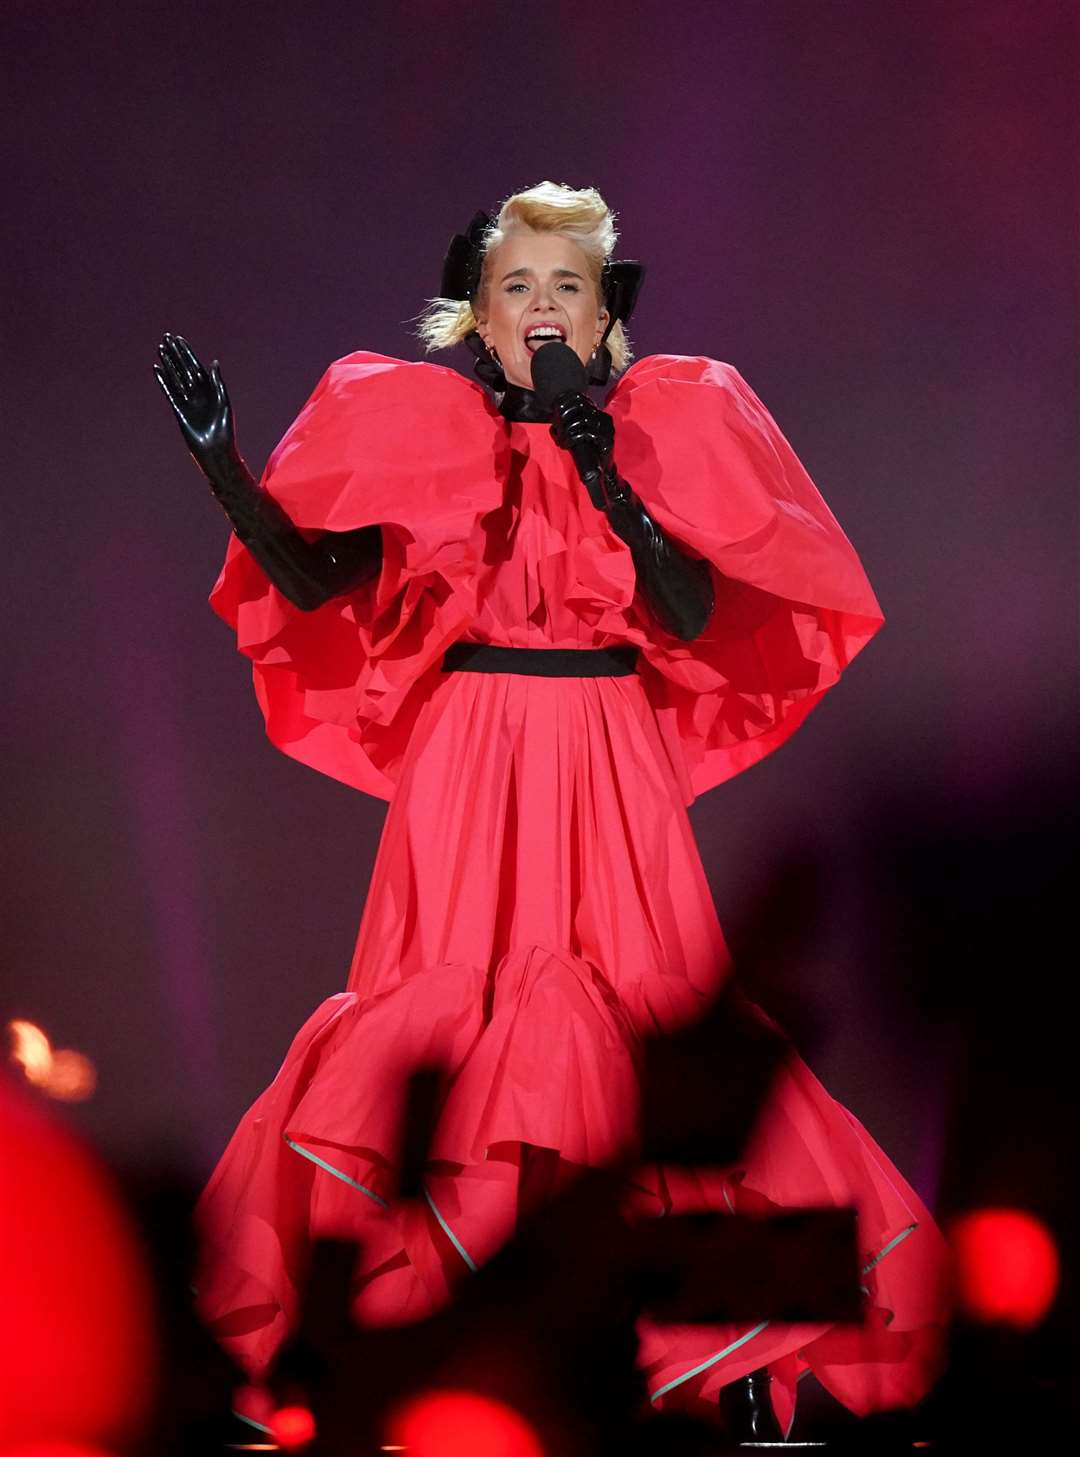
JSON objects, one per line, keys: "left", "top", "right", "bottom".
{"left": 156, "top": 181, "right": 948, "bottom": 1437}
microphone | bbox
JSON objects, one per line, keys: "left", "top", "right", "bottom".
{"left": 530, "top": 340, "right": 587, "bottom": 413}
{"left": 531, "top": 341, "right": 609, "bottom": 509}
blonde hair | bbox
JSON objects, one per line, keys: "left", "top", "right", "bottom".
{"left": 416, "top": 180, "right": 632, "bottom": 375}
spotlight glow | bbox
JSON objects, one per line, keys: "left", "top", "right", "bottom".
{"left": 386, "top": 1389, "right": 545, "bottom": 1457}
{"left": 270, "top": 1405, "right": 316, "bottom": 1450}
{"left": 950, "top": 1206, "right": 1059, "bottom": 1328}
{"left": 0, "top": 1074, "right": 157, "bottom": 1445}
{"left": 8, "top": 1021, "right": 96, "bottom": 1101}
{"left": 0, "top": 1444, "right": 116, "bottom": 1457}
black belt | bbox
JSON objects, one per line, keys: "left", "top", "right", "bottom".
{"left": 441, "top": 643, "right": 639, "bottom": 677}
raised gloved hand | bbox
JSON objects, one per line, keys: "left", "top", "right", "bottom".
{"left": 154, "top": 332, "right": 238, "bottom": 478}
{"left": 549, "top": 392, "right": 715, "bottom": 642}
{"left": 154, "top": 333, "right": 381, "bottom": 611}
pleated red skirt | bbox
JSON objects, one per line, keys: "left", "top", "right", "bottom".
{"left": 196, "top": 662, "right": 948, "bottom": 1435}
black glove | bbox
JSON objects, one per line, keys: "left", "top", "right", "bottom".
{"left": 549, "top": 393, "right": 715, "bottom": 642}
{"left": 154, "top": 333, "right": 382, "bottom": 611}
{"left": 548, "top": 393, "right": 617, "bottom": 511}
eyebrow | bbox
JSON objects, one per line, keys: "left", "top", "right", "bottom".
{"left": 499, "top": 266, "right": 585, "bottom": 282}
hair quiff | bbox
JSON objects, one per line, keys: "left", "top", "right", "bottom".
{"left": 415, "top": 180, "right": 632, "bottom": 375}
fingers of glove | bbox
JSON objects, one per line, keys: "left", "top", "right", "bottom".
{"left": 554, "top": 394, "right": 594, "bottom": 429}
{"left": 211, "top": 360, "right": 229, "bottom": 410}
{"left": 152, "top": 362, "right": 184, "bottom": 416}
{"left": 550, "top": 416, "right": 573, "bottom": 449}
{"left": 552, "top": 403, "right": 597, "bottom": 450}
{"left": 160, "top": 336, "right": 195, "bottom": 392}
{"left": 559, "top": 398, "right": 614, "bottom": 447}
{"left": 157, "top": 341, "right": 191, "bottom": 399}
{"left": 587, "top": 408, "right": 615, "bottom": 444}
{"left": 174, "top": 334, "right": 207, "bottom": 386}
{"left": 564, "top": 419, "right": 613, "bottom": 455}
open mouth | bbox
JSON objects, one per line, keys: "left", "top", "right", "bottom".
{"left": 524, "top": 326, "right": 567, "bottom": 352}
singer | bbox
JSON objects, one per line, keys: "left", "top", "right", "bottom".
{"left": 155, "top": 181, "right": 948, "bottom": 1436}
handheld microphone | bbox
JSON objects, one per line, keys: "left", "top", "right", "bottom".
{"left": 530, "top": 343, "right": 609, "bottom": 507}
{"left": 530, "top": 340, "right": 587, "bottom": 413}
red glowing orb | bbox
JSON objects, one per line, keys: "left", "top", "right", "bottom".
{"left": 386, "top": 1389, "right": 545, "bottom": 1457}
{"left": 950, "top": 1206, "right": 1059, "bottom": 1328}
{"left": 270, "top": 1404, "right": 316, "bottom": 1449}
{"left": 0, "top": 1445, "right": 115, "bottom": 1457}
{"left": 0, "top": 1073, "right": 157, "bottom": 1447}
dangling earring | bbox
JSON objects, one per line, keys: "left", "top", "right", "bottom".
{"left": 586, "top": 342, "right": 612, "bottom": 386}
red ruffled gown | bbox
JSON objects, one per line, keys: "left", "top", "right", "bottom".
{"left": 198, "top": 352, "right": 949, "bottom": 1434}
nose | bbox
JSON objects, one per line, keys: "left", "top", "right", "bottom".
{"left": 531, "top": 280, "right": 559, "bottom": 310}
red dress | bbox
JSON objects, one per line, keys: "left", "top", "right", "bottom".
{"left": 198, "top": 352, "right": 949, "bottom": 1434}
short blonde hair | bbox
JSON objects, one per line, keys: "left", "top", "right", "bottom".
{"left": 416, "top": 180, "right": 632, "bottom": 375}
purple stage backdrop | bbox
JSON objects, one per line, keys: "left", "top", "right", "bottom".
{"left": 3, "top": 0, "right": 1076, "bottom": 1204}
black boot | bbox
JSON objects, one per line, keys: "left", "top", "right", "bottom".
{"left": 719, "top": 1367, "right": 785, "bottom": 1442}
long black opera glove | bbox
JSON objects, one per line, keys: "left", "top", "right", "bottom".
{"left": 602, "top": 472, "right": 716, "bottom": 642}
{"left": 154, "top": 333, "right": 382, "bottom": 612}
{"left": 548, "top": 393, "right": 715, "bottom": 642}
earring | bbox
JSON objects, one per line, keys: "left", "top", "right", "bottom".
{"left": 465, "top": 329, "right": 507, "bottom": 391}
{"left": 586, "top": 343, "right": 612, "bottom": 386}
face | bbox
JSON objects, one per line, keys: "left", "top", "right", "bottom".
{"left": 474, "top": 230, "right": 609, "bottom": 390}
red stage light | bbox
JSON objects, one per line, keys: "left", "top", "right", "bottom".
{"left": 270, "top": 1405, "right": 316, "bottom": 1450}
{"left": 0, "top": 1446, "right": 115, "bottom": 1457}
{"left": 949, "top": 1206, "right": 1059, "bottom": 1328}
{"left": 386, "top": 1389, "right": 545, "bottom": 1457}
{"left": 0, "top": 1073, "right": 157, "bottom": 1447}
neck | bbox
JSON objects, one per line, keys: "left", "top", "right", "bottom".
{"left": 498, "top": 381, "right": 553, "bottom": 423}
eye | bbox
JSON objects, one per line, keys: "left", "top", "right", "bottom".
{"left": 505, "top": 282, "right": 529, "bottom": 293}
{"left": 558, "top": 282, "right": 580, "bottom": 292}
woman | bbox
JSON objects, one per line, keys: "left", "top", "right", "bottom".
{"left": 155, "top": 181, "right": 948, "bottom": 1436}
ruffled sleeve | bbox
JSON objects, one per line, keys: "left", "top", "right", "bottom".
{"left": 208, "top": 352, "right": 507, "bottom": 800}
{"left": 604, "top": 355, "right": 884, "bottom": 800}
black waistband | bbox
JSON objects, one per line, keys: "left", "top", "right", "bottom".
{"left": 441, "top": 643, "right": 639, "bottom": 677}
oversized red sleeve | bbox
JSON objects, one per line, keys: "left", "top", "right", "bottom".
{"left": 208, "top": 352, "right": 507, "bottom": 800}
{"left": 604, "top": 355, "right": 885, "bottom": 800}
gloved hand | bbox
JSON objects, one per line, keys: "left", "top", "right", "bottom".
{"left": 549, "top": 392, "right": 715, "bottom": 642}
{"left": 549, "top": 393, "right": 617, "bottom": 510}
{"left": 154, "top": 333, "right": 381, "bottom": 611}
{"left": 154, "top": 332, "right": 238, "bottom": 478}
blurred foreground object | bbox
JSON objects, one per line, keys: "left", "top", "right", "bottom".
{"left": 7, "top": 1019, "right": 96, "bottom": 1101}
{"left": 868, "top": 771, "right": 1078, "bottom": 1442}
{"left": 385, "top": 1389, "right": 546, "bottom": 1457}
{"left": 0, "top": 1444, "right": 118, "bottom": 1457}
{"left": 949, "top": 1206, "right": 1059, "bottom": 1329}
{"left": 0, "top": 1072, "right": 157, "bottom": 1447}
{"left": 269, "top": 1403, "right": 317, "bottom": 1450}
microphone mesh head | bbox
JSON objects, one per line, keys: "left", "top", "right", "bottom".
{"left": 531, "top": 341, "right": 587, "bottom": 411}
